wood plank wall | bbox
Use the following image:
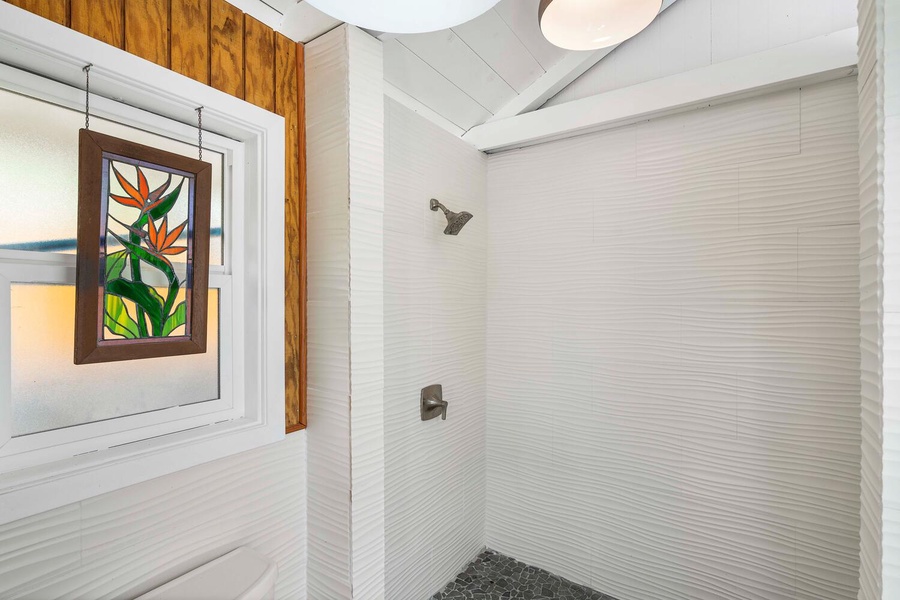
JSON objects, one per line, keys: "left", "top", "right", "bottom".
{"left": 5, "top": 0, "right": 308, "bottom": 431}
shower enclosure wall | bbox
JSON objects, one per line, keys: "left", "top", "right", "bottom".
{"left": 485, "top": 78, "right": 861, "bottom": 600}
{"left": 302, "top": 17, "right": 867, "bottom": 599}
{"left": 379, "top": 76, "right": 862, "bottom": 599}
{"left": 383, "top": 98, "right": 488, "bottom": 599}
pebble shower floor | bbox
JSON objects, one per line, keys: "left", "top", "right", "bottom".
{"left": 430, "top": 550, "right": 615, "bottom": 600}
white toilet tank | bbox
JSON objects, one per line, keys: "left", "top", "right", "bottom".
{"left": 137, "top": 547, "right": 277, "bottom": 600}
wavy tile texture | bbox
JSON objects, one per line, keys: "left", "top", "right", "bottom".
{"left": 384, "top": 98, "right": 488, "bottom": 600}
{"left": 0, "top": 434, "right": 307, "bottom": 599}
{"left": 486, "top": 80, "right": 861, "bottom": 600}
{"left": 884, "top": 0, "right": 900, "bottom": 591}
{"left": 348, "top": 26, "right": 387, "bottom": 600}
{"left": 860, "top": 0, "right": 900, "bottom": 597}
{"left": 306, "top": 25, "right": 354, "bottom": 600}
{"left": 306, "top": 24, "right": 386, "bottom": 600}
{"left": 857, "top": 2, "right": 883, "bottom": 599}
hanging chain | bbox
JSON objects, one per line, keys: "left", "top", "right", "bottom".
{"left": 83, "top": 64, "right": 92, "bottom": 130}
{"left": 196, "top": 106, "right": 203, "bottom": 161}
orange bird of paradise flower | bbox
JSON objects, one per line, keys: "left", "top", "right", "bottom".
{"left": 110, "top": 164, "right": 172, "bottom": 214}
{"left": 147, "top": 216, "right": 188, "bottom": 264}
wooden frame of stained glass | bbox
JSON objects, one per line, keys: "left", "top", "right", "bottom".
{"left": 74, "top": 129, "right": 212, "bottom": 364}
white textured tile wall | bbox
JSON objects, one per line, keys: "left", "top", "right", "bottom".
{"left": 856, "top": 1, "right": 883, "bottom": 598}
{"left": 306, "top": 24, "right": 386, "bottom": 599}
{"left": 884, "top": 0, "right": 900, "bottom": 592}
{"left": 858, "top": 0, "right": 900, "bottom": 597}
{"left": 546, "top": 0, "right": 858, "bottom": 108}
{"left": 306, "top": 25, "right": 354, "bottom": 599}
{"left": 0, "top": 434, "right": 307, "bottom": 599}
{"left": 383, "top": 97, "right": 488, "bottom": 600}
{"left": 348, "top": 26, "right": 387, "bottom": 600}
{"left": 487, "top": 79, "right": 861, "bottom": 600}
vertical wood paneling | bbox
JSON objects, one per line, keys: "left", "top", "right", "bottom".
{"left": 124, "top": 0, "right": 169, "bottom": 67}
{"left": 209, "top": 0, "right": 243, "bottom": 98}
{"left": 170, "top": 0, "right": 209, "bottom": 84}
{"left": 71, "top": 0, "right": 124, "bottom": 49}
{"left": 243, "top": 14, "right": 275, "bottom": 111}
{"left": 276, "top": 32, "right": 304, "bottom": 431}
{"left": 13, "top": 0, "right": 306, "bottom": 433}
{"left": 5, "top": 0, "right": 68, "bottom": 25}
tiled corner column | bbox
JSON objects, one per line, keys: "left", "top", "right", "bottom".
{"left": 886, "top": 0, "right": 900, "bottom": 594}
{"left": 858, "top": 0, "right": 900, "bottom": 597}
{"left": 306, "top": 25, "right": 385, "bottom": 599}
{"left": 857, "top": 2, "right": 884, "bottom": 599}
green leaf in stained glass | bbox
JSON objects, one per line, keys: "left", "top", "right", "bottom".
{"left": 106, "top": 278, "right": 165, "bottom": 336}
{"left": 104, "top": 294, "right": 139, "bottom": 339}
{"left": 148, "top": 179, "right": 184, "bottom": 221}
{"left": 162, "top": 301, "right": 187, "bottom": 336}
{"left": 108, "top": 231, "right": 181, "bottom": 332}
{"left": 105, "top": 251, "right": 128, "bottom": 281}
{"left": 147, "top": 285, "right": 165, "bottom": 307}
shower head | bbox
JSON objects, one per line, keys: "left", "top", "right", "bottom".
{"left": 430, "top": 199, "right": 473, "bottom": 236}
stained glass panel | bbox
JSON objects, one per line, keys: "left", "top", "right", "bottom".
{"left": 100, "top": 156, "right": 195, "bottom": 341}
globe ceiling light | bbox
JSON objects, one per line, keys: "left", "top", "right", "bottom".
{"left": 304, "top": 0, "right": 503, "bottom": 34}
{"left": 538, "top": 0, "right": 662, "bottom": 51}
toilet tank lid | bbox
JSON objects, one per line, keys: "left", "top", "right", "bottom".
{"left": 137, "top": 547, "right": 277, "bottom": 600}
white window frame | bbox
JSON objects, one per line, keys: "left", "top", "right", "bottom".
{"left": 0, "top": 3, "right": 285, "bottom": 525}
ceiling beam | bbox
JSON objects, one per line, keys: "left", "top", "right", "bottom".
{"left": 463, "top": 27, "right": 859, "bottom": 152}
{"left": 384, "top": 82, "right": 466, "bottom": 137}
{"left": 486, "top": 0, "right": 679, "bottom": 122}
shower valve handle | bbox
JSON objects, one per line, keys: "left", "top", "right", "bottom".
{"left": 423, "top": 396, "right": 448, "bottom": 420}
{"left": 421, "top": 384, "right": 448, "bottom": 421}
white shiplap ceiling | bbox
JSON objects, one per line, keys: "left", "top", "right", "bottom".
{"left": 241, "top": 0, "right": 664, "bottom": 135}
{"left": 231, "top": 0, "right": 857, "bottom": 153}
{"left": 380, "top": 0, "right": 682, "bottom": 134}
{"left": 383, "top": 0, "right": 610, "bottom": 133}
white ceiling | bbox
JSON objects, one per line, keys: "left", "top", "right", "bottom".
{"left": 382, "top": 0, "right": 596, "bottom": 132}
{"left": 233, "top": 0, "right": 628, "bottom": 134}
{"left": 228, "top": 0, "right": 858, "bottom": 153}
{"left": 379, "top": 0, "right": 680, "bottom": 136}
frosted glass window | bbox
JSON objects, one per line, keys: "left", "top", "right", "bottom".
{"left": 11, "top": 284, "right": 220, "bottom": 436}
{"left": 0, "top": 89, "right": 224, "bottom": 263}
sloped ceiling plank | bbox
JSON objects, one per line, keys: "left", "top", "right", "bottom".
{"left": 452, "top": 8, "right": 545, "bottom": 94}
{"left": 384, "top": 82, "right": 467, "bottom": 138}
{"left": 493, "top": 0, "right": 568, "bottom": 70}
{"left": 488, "top": 0, "right": 678, "bottom": 121}
{"left": 281, "top": 1, "right": 342, "bottom": 43}
{"left": 397, "top": 30, "right": 517, "bottom": 115}
{"left": 383, "top": 39, "right": 492, "bottom": 131}
{"left": 488, "top": 46, "right": 610, "bottom": 121}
